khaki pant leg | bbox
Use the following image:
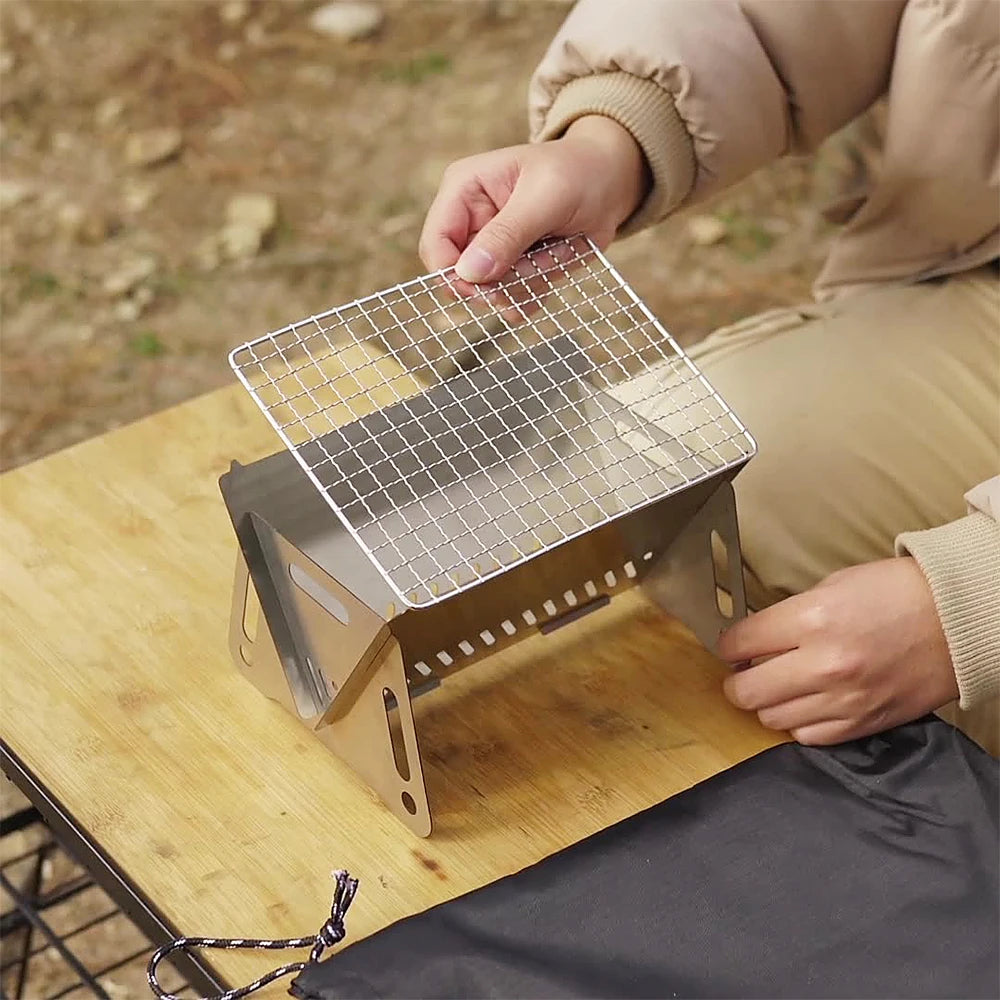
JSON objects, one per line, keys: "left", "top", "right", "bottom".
{"left": 687, "top": 266, "right": 1000, "bottom": 754}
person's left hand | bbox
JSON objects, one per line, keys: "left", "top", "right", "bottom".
{"left": 718, "top": 558, "right": 958, "bottom": 745}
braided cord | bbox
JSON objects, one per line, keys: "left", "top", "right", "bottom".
{"left": 147, "top": 870, "right": 358, "bottom": 1000}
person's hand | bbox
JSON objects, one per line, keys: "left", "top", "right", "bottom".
{"left": 419, "top": 115, "right": 649, "bottom": 284}
{"left": 718, "top": 558, "right": 958, "bottom": 745}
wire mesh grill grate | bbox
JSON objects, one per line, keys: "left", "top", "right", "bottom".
{"left": 229, "top": 235, "right": 755, "bottom": 608}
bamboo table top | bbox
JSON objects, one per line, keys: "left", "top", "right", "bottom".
{"left": 0, "top": 348, "right": 780, "bottom": 990}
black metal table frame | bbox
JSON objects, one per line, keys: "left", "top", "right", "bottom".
{"left": 0, "top": 739, "right": 227, "bottom": 996}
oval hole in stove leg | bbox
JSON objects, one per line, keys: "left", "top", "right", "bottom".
{"left": 383, "top": 687, "right": 411, "bottom": 782}
{"left": 401, "top": 791, "right": 417, "bottom": 815}
{"left": 242, "top": 574, "right": 260, "bottom": 642}
{"left": 710, "top": 529, "right": 734, "bottom": 618}
{"left": 289, "top": 564, "right": 350, "bottom": 625}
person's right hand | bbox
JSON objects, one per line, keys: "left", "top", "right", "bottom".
{"left": 419, "top": 115, "right": 649, "bottom": 285}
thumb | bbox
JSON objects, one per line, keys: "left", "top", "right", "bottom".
{"left": 454, "top": 187, "right": 552, "bottom": 284}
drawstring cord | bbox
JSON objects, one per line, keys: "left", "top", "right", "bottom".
{"left": 147, "top": 870, "right": 358, "bottom": 1000}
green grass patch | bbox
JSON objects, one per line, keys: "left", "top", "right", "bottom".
{"left": 717, "top": 210, "right": 777, "bottom": 259}
{"left": 8, "top": 265, "right": 61, "bottom": 299}
{"left": 130, "top": 330, "right": 165, "bottom": 357}
{"left": 380, "top": 52, "right": 452, "bottom": 85}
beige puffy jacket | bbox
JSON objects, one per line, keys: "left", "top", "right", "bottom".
{"left": 528, "top": 0, "right": 999, "bottom": 708}
{"left": 529, "top": 0, "right": 998, "bottom": 295}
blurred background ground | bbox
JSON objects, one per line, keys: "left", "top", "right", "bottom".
{"left": 1, "top": 0, "right": 856, "bottom": 995}
{"left": 0, "top": 0, "right": 849, "bottom": 474}
{"left": 0, "top": 782, "right": 191, "bottom": 1000}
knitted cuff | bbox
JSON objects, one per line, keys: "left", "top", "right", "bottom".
{"left": 896, "top": 512, "right": 1000, "bottom": 709}
{"left": 531, "top": 72, "right": 696, "bottom": 235}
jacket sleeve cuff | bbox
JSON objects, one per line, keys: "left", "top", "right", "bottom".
{"left": 531, "top": 71, "right": 696, "bottom": 235}
{"left": 895, "top": 513, "right": 1000, "bottom": 709}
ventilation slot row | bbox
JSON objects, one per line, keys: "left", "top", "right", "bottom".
{"left": 412, "top": 555, "right": 655, "bottom": 683}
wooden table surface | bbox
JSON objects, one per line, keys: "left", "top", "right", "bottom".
{"left": 0, "top": 350, "right": 781, "bottom": 991}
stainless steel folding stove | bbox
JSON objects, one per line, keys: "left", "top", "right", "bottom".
{"left": 220, "top": 235, "right": 756, "bottom": 835}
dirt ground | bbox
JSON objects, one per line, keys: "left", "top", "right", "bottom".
{"left": 0, "top": 780, "right": 190, "bottom": 999}
{"left": 1, "top": 1, "right": 849, "bottom": 995}
{"left": 0, "top": 0, "right": 843, "bottom": 475}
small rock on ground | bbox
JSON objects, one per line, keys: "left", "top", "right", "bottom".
{"left": 121, "top": 178, "right": 157, "bottom": 214}
{"left": 124, "top": 127, "right": 183, "bottom": 168}
{"left": 225, "top": 192, "right": 278, "bottom": 232}
{"left": 95, "top": 95, "right": 125, "bottom": 128}
{"left": 218, "top": 192, "right": 279, "bottom": 261}
{"left": 103, "top": 256, "right": 158, "bottom": 297}
{"left": 114, "top": 285, "right": 156, "bottom": 323}
{"left": 56, "top": 202, "right": 112, "bottom": 244}
{"left": 113, "top": 285, "right": 155, "bottom": 322}
{"left": 219, "top": 223, "right": 264, "bottom": 262}
{"left": 114, "top": 298, "right": 142, "bottom": 323}
{"left": 220, "top": 0, "right": 250, "bottom": 25}
{"left": 0, "top": 179, "right": 37, "bottom": 211}
{"left": 687, "top": 214, "right": 728, "bottom": 246}
{"left": 309, "top": 2, "right": 384, "bottom": 42}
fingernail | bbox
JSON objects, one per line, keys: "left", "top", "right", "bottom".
{"left": 455, "top": 246, "right": 495, "bottom": 283}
